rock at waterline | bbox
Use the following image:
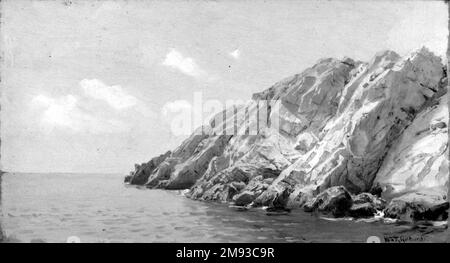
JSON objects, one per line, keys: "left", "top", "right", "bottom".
{"left": 124, "top": 175, "right": 132, "bottom": 183}
{"left": 347, "top": 192, "right": 386, "bottom": 218}
{"left": 349, "top": 203, "right": 378, "bottom": 218}
{"left": 233, "top": 191, "right": 256, "bottom": 206}
{"left": 301, "top": 187, "right": 387, "bottom": 218}
{"left": 303, "top": 186, "right": 353, "bottom": 217}
{"left": 384, "top": 199, "right": 449, "bottom": 223}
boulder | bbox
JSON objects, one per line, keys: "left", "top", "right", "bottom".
{"left": 200, "top": 183, "right": 240, "bottom": 202}
{"left": 383, "top": 200, "right": 427, "bottom": 222}
{"left": 384, "top": 198, "right": 449, "bottom": 222}
{"left": 422, "top": 202, "right": 449, "bottom": 221}
{"left": 271, "top": 186, "right": 295, "bottom": 208}
{"left": 252, "top": 187, "right": 279, "bottom": 207}
{"left": 349, "top": 203, "right": 377, "bottom": 218}
{"left": 303, "top": 186, "right": 353, "bottom": 217}
{"left": 233, "top": 191, "right": 256, "bottom": 206}
{"left": 353, "top": 192, "right": 386, "bottom": 210}
{"left": 346, "top": 192, "right": 386, "bottom": 218}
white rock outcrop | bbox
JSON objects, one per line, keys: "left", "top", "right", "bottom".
{"left": 126, "top": 47, "right": 448, "bottom": 221}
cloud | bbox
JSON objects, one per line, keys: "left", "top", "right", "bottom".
{"left": 32, "top": 94, "right": 78, "bottom": 128}
{"left": 162, "top": 49, "right": 206, "bottom": 78}
{"left": 32, "top": 94, "right": 129, "bottom": 134}
{"left": 30, "top": 79, "right": 155, "bottom": 135}
{"left": 161, "top": 100, "right": 191, "bottom": 116}
{"left": 229, "top": 49, "right": 240, "bottom": 59}
{"left": 80, "top": 79, "right": 138, "bottom": 110}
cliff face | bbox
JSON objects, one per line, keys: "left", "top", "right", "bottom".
{"left": 126, "top": 48, "right": 448, "bottom": 221}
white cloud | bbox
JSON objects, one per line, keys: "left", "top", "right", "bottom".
{"left": 161, "top": 100, "right": 191, "bottom": 116}
{"left": 31, "top": 94, "right": 130, "bottom": 134}
{"left": 32, "top": 94, "right": 78, "bottom": 128}
{"left": 229, "top": 49, "right": 240, "bottom": 59}
{"left": 80, "top": 79, "right": 138, "bottom": 110}
{"left": 29, "top": 79, "right": 154, "bottom": 135}
{"left": 162, "top": 49, "right": 206, "bottom": 78}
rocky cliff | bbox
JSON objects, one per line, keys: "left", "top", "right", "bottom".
{"left": 126, "top": 48, "right": 448, "bottom": 222}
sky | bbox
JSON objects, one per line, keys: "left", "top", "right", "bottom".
{"left": 0, "top": 0, "right": 448, "bottom": 173}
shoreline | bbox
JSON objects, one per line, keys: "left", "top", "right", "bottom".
{"left": 126, "top": 182, "right": 450, "bottom": 228}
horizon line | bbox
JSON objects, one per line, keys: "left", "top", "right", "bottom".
{"left": 0, "top": 170, "right": 126, "bottom": 175}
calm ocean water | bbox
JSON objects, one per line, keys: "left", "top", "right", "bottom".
{"left": 1, "top": 173, "right": 448, "bottom": 243}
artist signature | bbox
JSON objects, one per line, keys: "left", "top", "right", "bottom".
{"left": 383, "top": 234, "right": 425, "bottom": 243}
{"left": 367, "top": 234, "right": 426, "bottom": 243}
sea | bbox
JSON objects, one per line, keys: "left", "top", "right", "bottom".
{"left": 1, "top": 173, "right": 448, "bottom": 243}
